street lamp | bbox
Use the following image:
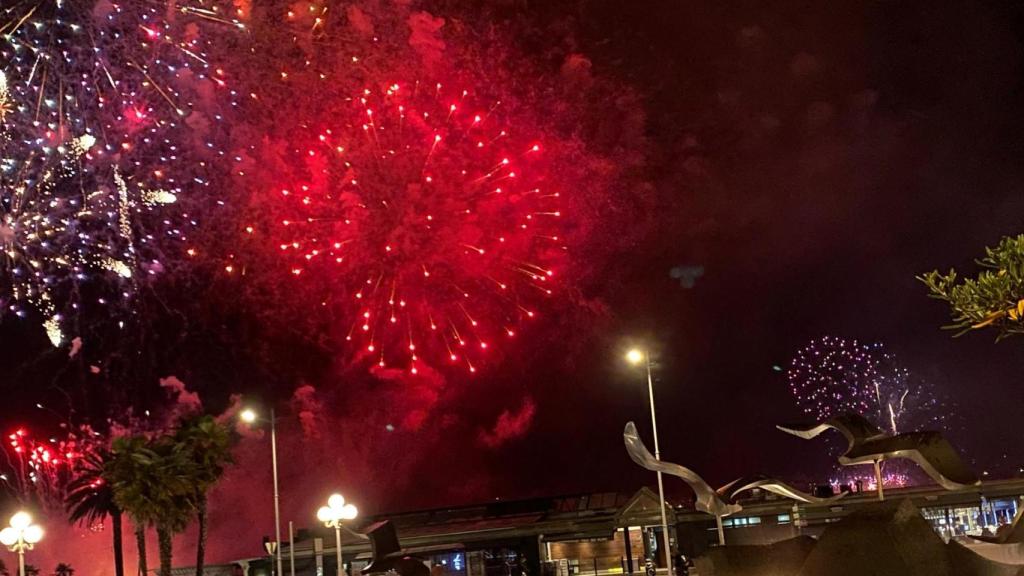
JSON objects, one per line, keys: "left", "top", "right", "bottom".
{"left": 0, "top": 511, "right": 43, "bottom": 576}
{"left": 626, "top": 348, "right": 674, "bottom": 575}
{"left": 317, "top": 494, "right": 358, "bottom": 576}
{"left": 240, "top": 407, "right": 283, "bottom": 576}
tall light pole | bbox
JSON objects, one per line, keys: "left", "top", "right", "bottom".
{"left": 317, "top": 494, "right": 358, "bottom": 576}
{"left": 626, "top": 348, "right": 673, "bottom": 576}
{"left": 0, "top": 511, "right": 43, "bottom": 576}
{"left": 241, "top": 407, "right": 284, "bottom": 576}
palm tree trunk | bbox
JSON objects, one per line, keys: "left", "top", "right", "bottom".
{"left": 157, "top": 524, "right": 173, "bottom": 576}
{"left": 136, "top": 525, "right": 148, "bottom": 576}
{"left": 195, "top": 495, "right": 207, "bottom": 576}
{"left": 112, "top": 510, "right": 125, "bottom": 576}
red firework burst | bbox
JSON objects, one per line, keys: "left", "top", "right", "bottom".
{"left": 4, "top": 426, "right": 95, "bottom": 506}
{"left": 265, "top": 80, "right": 562, "bottom": 373}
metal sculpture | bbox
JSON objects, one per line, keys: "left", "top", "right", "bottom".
{"left": 623, "top": 422, "right": 842, "bottom": 545}
{"left": 360, "top": 520, "right": 429, "bottom": 576}
{"left": 717, "top": 475, "right": 845, "bottom": 504}
{"left": 776, "top": 413, "right": 979, "bottom": 500}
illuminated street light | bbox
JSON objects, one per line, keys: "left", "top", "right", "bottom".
{"left": 0, "top": 511, "right": 43, "bottom": 576}
{"left": 240, "top": 407, "right": 283, "bottom": 576}
{"left": 625, "top": 347, "right": 676, "bottom": 570}
{"left": 626, "top": 349, "right": 644, "bottom": 365}
{"left": 318, "top": 493, "right": 358, "bottom": 576}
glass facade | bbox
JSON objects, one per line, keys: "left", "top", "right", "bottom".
{"left": 922, "top": 497, "right": 1021, "bottom": 540}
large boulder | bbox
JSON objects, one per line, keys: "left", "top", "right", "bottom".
{"left": 798, "top": 499, "right": 950, "bottom": 576}
{"left": 693, "top": 536, "right": 816, "bottom": 576}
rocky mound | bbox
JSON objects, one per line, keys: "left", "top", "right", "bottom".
{"left": 692, "top": 536, "right": 815, "bottom": 576}
{"left": 798, "top": 499, "right": 950, "bottom": 576}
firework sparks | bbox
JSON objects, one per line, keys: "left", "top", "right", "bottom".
{"left": 829, "top": 469, "right": 913, "bottom": 492}
{"left": 0, "top": 70, "right": 10, "bottom": 122}
{"left": 787, "top": 335, "right": 944, "bottom": 435}
{"left": 2, "top": 425, "right": 97, "bottom": 508}
{"left": 261, "top": 81, "right": 561, "bottom": 373}
{"left": 1, "top": 133, "right": 99, "bottom": 346}
{"left": 0, "top": 1, "right": 242, "bottom": 342}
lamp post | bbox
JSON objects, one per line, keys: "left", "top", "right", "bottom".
{"left": 241, "top": 407, "right": 284, "bottom": 576}
{"left": 0, "top": 511, "right": 43, "bottom": 576}
{"left": 626, "top": 348, "right": 674, "bottom": 575}
{"left": 317, "top": 494, "right": 358, "bottom": 576}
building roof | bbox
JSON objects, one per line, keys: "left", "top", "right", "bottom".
{"left": 284, "top": 487, "right": 675, "bottom": 556}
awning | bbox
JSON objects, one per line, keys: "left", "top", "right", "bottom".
{"left": 353, "top": 543, "right": 466, "bottom": 560}
{"left": 542, "top": 530, "right": 617, "bottom": 543}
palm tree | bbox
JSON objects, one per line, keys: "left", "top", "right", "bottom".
{"left": 107, "top": 436, "right": 151, "bottom": 576}
{"left": 53, "top": 564, "right": 75, "bottom": 576}
{"left": 151, "top": 437, "right": 197, "bottom": 576}
{"left": 176, "top": 416, "right": 234, "bottom": 576}
{"left": 24, "top": 565, "right": 40, "bottom": 576}
{"left": 135, "top": 525, "right": 147, "bottom": 576}
{"left": 109, "top": 435, "right": 195, "bottom": 576}
{"left": 66, "top": 450, "right": 124, "bottom": 576}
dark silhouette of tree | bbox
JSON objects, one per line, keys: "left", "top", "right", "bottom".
{"left": 66, "top": 449, "right": 124, "bottom": 576}
{"left": 109, "top": 435, "right": 195, "bottom": 576}
{"left": 175, "top": 415, "right": 234, "bottom": 576}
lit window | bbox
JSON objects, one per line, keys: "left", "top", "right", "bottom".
{"left": 777, "top": 514, "right": 791, "bottom": 524}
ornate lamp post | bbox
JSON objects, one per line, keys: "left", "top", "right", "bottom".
{"left": 241, "top": 407, "right": 284, "bottom": 576}
{"left": 317, "top": 494, "right": 358, "bottom": 576}
{"left": 627, "top": 348, "right": 674, "bottom": 573}
{"left": 0, "top": 511, "right": 43, "bottom": 576}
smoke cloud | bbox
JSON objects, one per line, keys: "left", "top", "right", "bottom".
{"left": 478, "top": 398, "right": 537, "bottom": 448}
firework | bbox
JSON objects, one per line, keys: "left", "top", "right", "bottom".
{"left": 829, "top": 469, "right": 913, "bottom": 492}
{"left": 215, "top": 1, "right": 642, "bottom": 377}
{"left": 260, "top": 81, "right": 560, "bottom": 373}
{"left": 1, "top": 1, "right": 243, "bottom": 344}
{"left": 787, "top": 335, "right": 944, "bottom": 434}
{"left": 2, "top": 425, "right": 98, "bottom": 507}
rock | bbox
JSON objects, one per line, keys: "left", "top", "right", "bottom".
{"left": 798, "top": 499, "right": 950, "bottom": 576}
{"left": 693, "top": 536, "right": 816, "bottom": 576}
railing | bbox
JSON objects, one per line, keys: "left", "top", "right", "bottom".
{"left": 542, "top": 556, "right": 654, "bottom": 576}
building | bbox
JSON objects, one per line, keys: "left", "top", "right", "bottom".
{"left": 192, "top": 489, "right": 679, "bottom": 576}
{"left": 710, "top": 477, "right": 1024, "bottom": 546}
{"left": 182, "top": 479, "right": 1024, "bottom": 576}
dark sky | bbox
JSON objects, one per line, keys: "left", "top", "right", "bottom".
{"left": 4, "top": 0, "right": 1024, "bottom": 542}
{"left": 469, "top": 0, "right": 1024, "bottom": 495}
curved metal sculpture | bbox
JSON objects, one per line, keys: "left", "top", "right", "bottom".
{"left": 717, "top": 475, "right": 845, "bottom": 504}
{"left": 957, "top": 508, "right": 1024, "bottom": 566}
{"left": 777, "top": 413, "right": 979, "bottom": 498}
{"left": 624, "top": 421, "right": 838, "bottom": 545}
{"left": 624, "top": 421, "right": 737, "bottom": 545}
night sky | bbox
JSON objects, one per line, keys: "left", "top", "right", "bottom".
{"left": 3, "top": 0, "right": 1024, "bottom": 566}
